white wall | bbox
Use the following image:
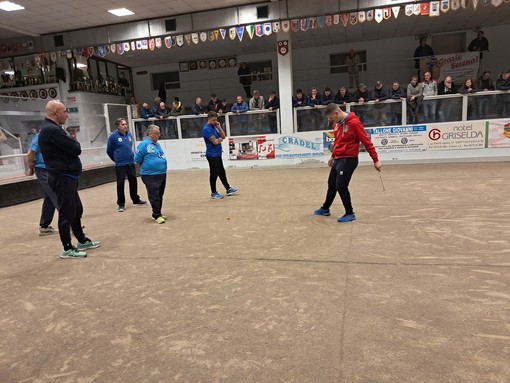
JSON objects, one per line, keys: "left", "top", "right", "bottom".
{"left": 132, "top": 23, "right": 510, "bottom": 108}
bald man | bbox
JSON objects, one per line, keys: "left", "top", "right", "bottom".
{"left": 38, "top": 100, "right": 100, "bottom": 259}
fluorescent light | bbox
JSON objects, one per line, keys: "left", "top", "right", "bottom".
{"left": 76, "top": 63, "right": 87, "bottom": 68}
{"left": 108, "top": 8, "right": 134, "bottom": 17}
{"left": 0, "top": 1, "right": 25, "bottom": 11}
{"left": 4, "top": 70, "right": 14, "bottom": 75}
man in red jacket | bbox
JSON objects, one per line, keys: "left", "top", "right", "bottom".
{"left": 314, "top": 103, "right": 382, "bottom": 222}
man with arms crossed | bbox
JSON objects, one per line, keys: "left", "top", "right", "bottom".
{"left": 314, "top": 103, "right": 382, "bottom": 222}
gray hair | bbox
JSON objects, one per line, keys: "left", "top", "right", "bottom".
{"left": 146, "top": 125, "right": 160, "bottom": 136}
{"left": 325, "top": 103, "right": 340, "bottom": 116}
{"left": 115, "top": 117, "right": 126, "bottom": 126}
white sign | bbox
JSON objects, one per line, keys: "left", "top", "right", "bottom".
{"left": 421, "top": 52, "right": 480, "bottom": 83}
{"left": 427, "top": 121, "right": 486, "bottom": 150}
{"left": 367, "top": 125, "right": 427, "bottom": 152}
{"left": 487, "top": 120, "right": 510, "bottom": 148}
{"left": 275, "top": 132, "right": 323, "bottom": 158}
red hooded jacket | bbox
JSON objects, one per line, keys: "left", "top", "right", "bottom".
{"left": 332, "top": 112, "right": 379, "bottom": 162}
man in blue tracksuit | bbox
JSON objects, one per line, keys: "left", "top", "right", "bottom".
{"left": 134, "top": 125, "right": 168, "bottom": 223}
{"left": 107, "top": 118, "right": 146, "bottom": 212}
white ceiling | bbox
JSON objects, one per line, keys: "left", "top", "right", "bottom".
{"left": 0, "top": 1, "right": 509, "bottom": 68}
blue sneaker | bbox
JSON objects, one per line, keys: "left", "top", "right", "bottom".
{"left": 314, "top": 208, "right": 331, "bottom": 216}
{"left": 211, "top": 192, "right": 224, "bottom": 199}
{"left": 338, "top": 213, "right": 356, "bottom": 223}
{"left": 226, "top": 187, "right": 239, "bottom": 196}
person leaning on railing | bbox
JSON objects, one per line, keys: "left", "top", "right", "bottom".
{"left": 495, "top": 69, "right": 510, "bottom": 117}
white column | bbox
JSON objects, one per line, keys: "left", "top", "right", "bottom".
{"left": 276, "top": 31, "right": 293, "bottom": 135}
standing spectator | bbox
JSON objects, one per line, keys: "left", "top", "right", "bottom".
{"left": 107, "top": 118, "right": 147, "bottom": 212}
{"left": 352, "top": 83, "right": 372, "bottom": 124}
{"left": 372, "top": 80, "right": 389, "bottom": 126}
{"left": 422, "top": 71, "right": 438, "bottom": 122}
{"left": 292, "top": 89, "right": 310, "bottom": 131}
{"left": 495, "top": 69, "right": 510, "bottom": 117}
{"left": 218, "top": 98, "right": 231, "bottom": 114}
{"left": 407, "top": 75, "right": 423, "bottom": 124}
{"left": 191, "top": 97, "right": 205, "bottom": 115}
{"left": 475, "top": 71, "right": 495, "bottom": 118}
{"left": 458, "top": 78, "right": 477, "bottom": 119}
{"left": 308, "top": 87, "right": 324, "bottom": 130}
{"left": 154, "top": 101, "right": 170, "bottom": 138}
{"left": 26, "top": 132, "right": 58, "bottom": 236}
{"left": 467, "top": 31, "right": 489, "bottom": 56}
{"left": 249, "top": 90, "right": 265, "bottom": 110}
{"left": 139, "top": 102, "right": 154, "bottom": 140}
{"left": 322, "top": 87, "right": 334, "bottom": 105}
{"left": 437, "top": 76, "right": 458, "bottom": 121}
{"left": 265, "top": 91, "right": 280, "bottom": 133}
{"left": 38, "top": 100, "right": 100, "bottom": 259}
{"left": 334, "top": 87, "right": 351, "bottom": 105}
{"left": 238, "top": 62, "right": 252, "bottom": 98}
{"left": 207, "top": 93, "right": 221, "bottom": 113}
{"left": 170, "top": 100, "right": 184, "bottom": 116}
{"left": 130, "top": 95, "right": 140, "bottom": 119}
{"left": 414, "top": 38, "right": 434, "bottom": 79}
{"left": 134, "top": 125, "right": 168, "bottom": 224}
{"left": 313, "top": 103, "right": 381, "bottom": 222}
{"left": 388, "top": 81, "right": 406, "bottom": 125}
{"left": 152, "top": 97, "right": 161, "bottom": 114}
{"left": 345, "top": 50, "right": 361, "bottom": 90}
{"left": 202, "top": 111, "right": 239, "bottom": 200}
{"left": 140, "top": 103, "right": 154, "bottom": 119}
{"left": 231, "top": 95, "right": 249, "bottom": 135}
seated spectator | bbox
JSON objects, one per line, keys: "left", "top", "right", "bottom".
{"left": 495, "top": 69, "right": 510, "bottom": 117}
{"left": 437, "top": 76, "right": 458, "bottom": 121}
{"left": 458, "top": 78, "right": 477, "bottom": 119}
{"left": 352, "top": 83, "right": 371, "bottom": 123}
{"left": 292, "top": 89, "right": 309, "bottom": 107}
{"left": 140, "top": 103, "right": 154, "bottom": 119}
{"left": 249, "top": 90, "right": 265, "bottom": 110}
{"left": 475, "top": 71, "right": 495, "bottom": 119}
{"left": 388, "top": 81, "right": 406, "bottom": 125}
{"left": 231, "top": 95, "right": 249, "bottom": 134}
{"left": 308, "top": 87, "right": 322, "bottom": 107}
{"left": 173, "top": 97, "right": 182, "bottom": 111}
{"left": 191, "top": 97, "right": 205, "bottom": 115}
{"left": 265, "top": 91, "right": 280, "bottom": 133}
{"left": 207, "top": 93, "right": 221, "bottom": 113}
{"left": 372, "top": 80, "right": 389, "bottom": 126}
{"left": 152, "top": 97, "right": 161, "bottom": 114}
{"left": 422, "top": 71, "right": 438, "bottom": 122}
{"left": 407, "top": 75, "right": 423, "bottom": 124}
{"left": 308, "top": 87, "right": 324, "bottom": 130}
{"left": 218, "top": 98, "right": 231, "bottom": 114}
{"left": 322, "top": 87, "right": 334, "bottom": 105}
{"left": 334, "top": 87, "right": 351, "bottom": 104}
{"left": 170, "top": 100, "right": 184, "bottom": 116}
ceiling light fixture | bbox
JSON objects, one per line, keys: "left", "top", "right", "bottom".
{"left": 108, "top": 8, "right": 134, "bottom": 17}
{"left": 0, "top": 1, "right": 25, "bottom": 11}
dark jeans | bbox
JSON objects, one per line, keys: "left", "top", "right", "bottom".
{"left": 206, "top": 156, "right": 230, "bottom": 194}
{"left": 321, "top": 157, "right": 359, "bottom": 215}
{"left": 141, "top": 174, "right": 166, "bottom": 219}
{"left": 115, "top": 164, "right": 141, "bottom": 206}
{"left": 47, "top": 172, "right": 87, "bottom": 250}
{"left": 35, "top": 168, "right": 58, "bottom": 228}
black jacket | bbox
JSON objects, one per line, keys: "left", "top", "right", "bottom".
{"left": 38, "top": 118, "right": 82, "bottom": 176}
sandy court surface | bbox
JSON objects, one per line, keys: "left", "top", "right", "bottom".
{"left": 1, "top": 162, "right": 509, "bottom": 383}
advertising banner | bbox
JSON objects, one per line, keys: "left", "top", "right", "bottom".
{"left": 487, "top": 120, "right": 510, "bottom": 148}
{"left": 420, "top": 52, "right": 480, "bottom": 83}
{"left": 427, "top": 121, "right": 486, "bottom": 150}
{"left": 366, "top": 125, "right": 427, "bottom": 152}
{"left": 275, "top": 132, "right": 323, "bottom": 158}
{"left": 185, "top": 139, "right": 207, "bottom": 161}
{"left": 228, "top": 136, "right": 275, "bottom": 160}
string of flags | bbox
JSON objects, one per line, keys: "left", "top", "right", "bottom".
{"left": 30, "top": 0, "right": 509, "bottom": 59}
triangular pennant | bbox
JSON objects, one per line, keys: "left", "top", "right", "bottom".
{"left": 282, "top": 20, "right": 290, "bottom": 32}
{"left": 366, "top": 10, "right": 374, "bottom": 21}
{"left": 317, "top": 16, "right": 325, "bottom": 27}
{"left": 383, "top": 8, "right": 391, "bottom": 19}
{"left": 481, "top": 0, "right": 490, "bottom": 6}
{"left": 461, "top": 0, "right": 471, "bottom": 8}
{"left": 421, "top": 2, "right": 430, "bottom": 15}
{"left": 358, "top": 11, "right": 366, "bottom": 23}
{"left": 291, "top": 19, "right": 299, "bottom": 32}
{"left": 200, "top": 32, "right": 207, "bottom": 42}
{"left": 312, "top": 17, "right": 319, "bottom": 29}
{"left": 214, "top": 30, "right": 219, "bottom": 40}
{"left": 110, "top": 44, "right": 116, "bottom": 53}
{"left": 229, "top": 27, "right": 236, "bottom": 40}
{"left": 405, "top": 4, "right": 414, "bottom": 15}
{"left": 141, "top": 40, "right": 148, "bottom": 49}
{"left": 184, "top": 34, "right": 191, "bottom": 45}
{"left": 191, "top": 33, "right": 199, "bottom": 44}
{"left": 491, "top": 0, "right": 503, "bottom": 5}
{"left": 333, "top": 14, "right": 340, "bottom": 25}
{"left": 413, "top": 4, "right": 421, "bottom": 15}
{"left": 272, "top": 21, "right": 281, "bottom": 32}
{"left": 88, "top": 47, "right": 95, "bottom": 57}
{"left": 149, "top": 38, "right": 155, "bottom": 51}
{"left": 246, "top": 25, "right": 255, "bottom": 39}
{"left": 256, "top": 24, "right": 264, "bottom": 37}
{"left": 219, "top": 29, "right": 226, "bottom": 40}
{"left": 300, "top": 18, "right": 309, "bottom": 31}
{"left": 155, "top": 38, "right": 162, "bottom": 48}
{"left": 392, "top": 6, "right": 400, "bottom": 18}
{"left": 441, "top": 0, "right": 450, "bottom": 12}
{"left": 82, "top": 47, "right": 90, "bottom": 59}
{"left": 236, "top": 26, "right": 245, "bottom": 41}
{"left": 123, "top": 42, "right": 130, "bottom": 52}
{"left": 264, "top": 23, "right": 272, "bottom": 35}
{"left": 116, "top": 44, "right": 124, "bottom": 55}
{"left": 451, "top": 0, "right": 461, "bottom": 9}
{"left": 136, "top": 41, "right": 142, "bottom": 50}
{"left": 349, "top": 13, "right": 357, "bottom": 25}
{"left": 375, "top": 9, "right": 383, "bottom": 23}
{"left": 341, "top": 13, "right": 349, "bottom": 27}
{"left": 208, "top": 31, "right": 215, "bottom": 41}
{"left": 97, "top": 45, "right": 106, "bottom": 57}
{"left": 164, "top": 36, "right": 172, "bottom": 48}
{"left": 430, "top": 1, "right": 441, "bottom": 15}
{"left": 130, "top": 41, "right": 136, "bottom": 51}
{"left": 176, "top": 36, "right": 184, "bottom": 47}
{"left": 325, "top": 15, "right": 333, "bottom": 26}
{"left": 472, "top": 0, "right": 479, "bottom": 7}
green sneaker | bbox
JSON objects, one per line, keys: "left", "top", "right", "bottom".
{"left": 152, "top": 215, "right": 168, "bottom": 220}
{"left": 60, "top": 248, "right": 87, "bottom": 259}
{"left": 77, "top": 239, "right": 101, "bottom": 250}
{"left": 155, "top": 216, "right": 166, "bottom": 224}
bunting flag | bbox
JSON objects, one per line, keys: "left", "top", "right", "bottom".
{"left": 451, "top": 0, "right": 461, "bottom": 10}
{"left": 192, "top": 33, "right": 199, "bottom": 44}
{"left": 110, "top": 44, "right": 116, "bottom": 53}
{"left": 413, "top": 3, "right": 421, "bottom": 14}
{"left": 214, "top": 30, "right": 220, "bottom": 40}
{"left": 136, "top": 41, "right": 142, "bottom": 50}
{"left": 491, "top": 0, "right": 503, "bottom": 5}
{"left": 142, "top": 40, "right": 149, "bottom": 49}
{"left": 461, "top": 0, "right": 470, "bottom": 8}
{"left": 291, "top": 19, "right": 299, "bottom": 32}
{"left": 317, "top": 16, "right": 325, "bottom": 27}
{"left": 208, "top": 31, "right": 215, "bottom": 41}
{"left": 123, "top": 42, "right": 130, "bottom": 52}
{"left": 256, "top": 24, "right": 264, "bottom": 37}
{"left": 229, "top": 27, "right": 236, "bottom": 40}
{"left": 472, "top": 0, "right": 479, "bottom": 7}
{"left": 97, "top": 45, "right": 106, "bottom": 57}
{"left": 366, "top": 10, "right": 374, "bottom": 21}
{"left": 405, "top": 4, "right": 414, "bottom": 15}
{"left": 149, "top": 39, "right": 155, "bottom": 50}
{"left": 349, "top": 13, "right": 357, "bottom": 25}
{"left": 392, "top": 6, "right": 400, "bottom": 18}
{"left": 358, "top": 11, "right": 366, "bottom": 23}
{"left": 164, "top": 37, "right": 172, "bottom": 48}
{"left": 236, "top": 26, "right": 245, "bottom": 41}
{"left": 481, "top": 0, "right": 490, "bottom": 6}
{"left": 82, "top": 47, "right": 91, "bottom": 58}
{"left": 200, "top": 32, "right": 207, "bottom": 42}
{"left": 300, "top": 18, "right": 309, "bottom": 31}
{"left": 383, "top": 8, "right": 391, "bottom": 19}
{"left": 246, "top": 25, "right": 255, "bottom": 39}
{"left": 272, "top": 21, "right": 281, "bottom": 32}
{"left": 430, "top": 1, "right": 441, "bottom": 15}
{"left": 333, "top": 14, "right": 340, "bottom": 24}
{"left": 219, "top": 29, "right": 226, "bottom": 40}
{"left": 282, "top": 20, "right": 290, "bottom": 32}
{"left": 156, "top": 38, "right": 162, "bottom": 48}
{"left": 116, "top": 44, "right": 124, "bottom": 55}
{"left": 130, "top": 41, "right": 136, "bottom": 51}
{"left": 441, "top": 0, "right": 450, "bottom": 12}
{"left": 421, "top": 2, "right": 430, "bottom": 15}
{"left": 375, "top": 9, "right": 383, "bottom": 23}
{"left": 341, "top": 13, "right": 349, "bottom": 27}
{"left": 264, "top": 23, "right": 272, "bottom": 35}
{"left": 309, "top": 17, "right": 317, "bottom": 29}
{"left": 325, "top": 15, "right": 333, "bottom": 26}
{"left": 184, "top": 34, "right": 191, "bottom": 45}
{"left": 176, "top": 36, "right": 184, "bottom": 47}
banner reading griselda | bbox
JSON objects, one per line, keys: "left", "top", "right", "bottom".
{"left": 420, "top": 52, "right": 480, "bottom": 83}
